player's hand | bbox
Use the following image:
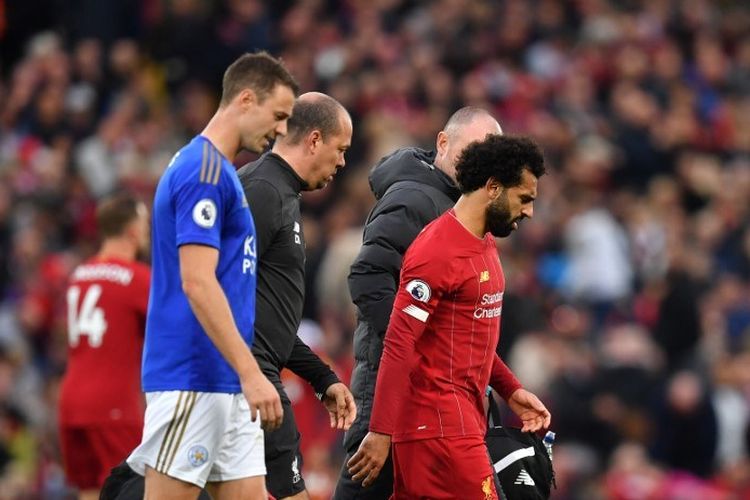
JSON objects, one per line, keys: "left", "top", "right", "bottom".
{"left": 347, "top": 431, "right": 391, "bottom": 487}
{"left": 507, "top": 388, "right": 551, "bottom": 432}
{"left": 322, "top": 383, "right": 357, "bottom": 430}
{"left": 242, "top": 372, "right": 283, "bottom": 431}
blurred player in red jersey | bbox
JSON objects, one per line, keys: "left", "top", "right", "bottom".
{"left": 58, "top": 193, "right": 151, "bottom": 500}
{"left": 348, "top": 135, "right": 552, "bottom": 499}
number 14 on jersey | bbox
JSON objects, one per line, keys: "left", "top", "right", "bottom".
{"left": 66, "top": 285, "right": 108, "bottom": 347}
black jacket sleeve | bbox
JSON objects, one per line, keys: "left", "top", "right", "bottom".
{"left": 242, "top": 178, "right": 282, "bottom": 258}
{"left": 348, "top": 186, "right": 443, "bottom": 336}
{"left": 286, "top": 336, "right": 340, "bottom": 398}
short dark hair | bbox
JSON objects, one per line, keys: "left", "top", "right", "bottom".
{"left": 455, "top": 135, "right": 546, "bottom": 194}
{"left": 96, "top": 193, "right": 142, "bottom": 239}
{"left": 220, "top": 52, "right": 299, "bottom": 106}
{"left": 283, "top": 94, "right": 348, "bottom": 145}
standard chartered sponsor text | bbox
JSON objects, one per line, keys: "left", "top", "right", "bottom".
{"left": 481, "top": 292, "right": 503, "bottom": 305}
{"left": 476, "top": 291, "right": 503, "bottom": 319}
{"left": 474, "top": 306, "right": 502, "bottom": 319}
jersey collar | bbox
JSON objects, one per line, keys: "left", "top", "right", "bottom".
{"left": 266, "top": 152, "right": 307, "bottom": 193}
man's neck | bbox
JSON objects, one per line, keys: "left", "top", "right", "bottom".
{"left": 202, "top": 109, "right": 239, "bottom": 162}
{"left": 271, "top": 144, "right": 308, "bottom": 185}
{"left": 433, "top": 156, "right": 449, "bottom": 176}
{"left": 452, "top": 195, "right": 486, "bottom": 239}
{"left": 433, "top": 157, "right": 459, "bottom": 188}
{"left": 433, "top": 154, "right": 445, "bottom": 171}
{"left": 97, "top": 238, "right": 136, "bottom": 261}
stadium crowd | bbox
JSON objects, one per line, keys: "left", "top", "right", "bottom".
{"left": 1, "top": 0, "right": 750, "bottom": 498}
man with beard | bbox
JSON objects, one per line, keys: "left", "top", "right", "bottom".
{"left": 335, "top": 106, "right": 503, "bottom": 499}
{"left": 347, "top": 135, "right": 551, "bottom": 499}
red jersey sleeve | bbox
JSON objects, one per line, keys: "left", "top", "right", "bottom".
{"left": 369, "top": 241, "right": 450, "bottom": 435}
{"left": 131, "top": 264, "right": 151, "bottom": 317}
{"left": 490, "top": 352, "right": 522, "bottom": 401}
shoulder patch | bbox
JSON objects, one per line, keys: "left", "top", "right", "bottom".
{"left": 405, "top": 279, "right": 431, "bottom": 303}
{"left": 192, "top": 199, "right": 217, "bottom": 228}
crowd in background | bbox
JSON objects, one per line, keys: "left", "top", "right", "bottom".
{"left": 1, "top": 0, "right": 750, "bottom": 498}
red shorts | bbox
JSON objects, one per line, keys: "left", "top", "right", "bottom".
{"left": 59, "top": 423, "right": 142, "bottom": 489}
{"left": 391, "top": 435, "right": 499, "bottom": 499}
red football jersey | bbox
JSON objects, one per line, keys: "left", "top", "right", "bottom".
{"left": 370, "top": 209, "right": 522, "bottom": 442}
{"left": 59, "top": 257, "right": 150, "bottom": 425}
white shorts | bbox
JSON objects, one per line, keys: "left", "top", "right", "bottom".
{"left": 127, "top": 391, "right": 265, "bottom": 487}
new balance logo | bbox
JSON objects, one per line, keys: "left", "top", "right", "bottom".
{"left": 514, "top": 469, "right": 535, "bottom": 486}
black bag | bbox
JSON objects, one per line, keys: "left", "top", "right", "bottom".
{"left": 484, "top": 392, "right": 555, "bottom": 500}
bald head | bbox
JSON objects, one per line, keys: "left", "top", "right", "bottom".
{"left": 435, "top": 107, "right": 503, "bottom": 180}
{"left": 443, "top": 106, "right": 502, "bottom": 139}
{"left": 279, "top": 92, "right": 351, "bottom": 146}
{"left": 273, "top": 92, "right": 353, "bottom": 191}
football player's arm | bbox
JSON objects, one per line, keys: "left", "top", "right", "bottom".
{"left": 489, "top": 353, "right": 523, "bottom": 401}
{"left": 137, "top": 271, "right": 150, "bottom": 312}
{"left": 179, "top": 244, "right": 267, "bottom": 388}
{"left": 368, "top": 305, "right": 430, "bottom": 435}
{"left": 490, "top": 353, "right": 551, "bottom": 432}
{"left": 349, "top": 247, "right": 444, "bottom": 486}
{"left": 131, "top": 266, "right": 150, "bottom": 337}
{"left": 180, "top": 251, "right": 283, "bottom": 431}
{"left": 347, "top": 303, "right": 431, "bottom": 486}
{"left": 174, "top": 163, "right": 282, "bottom": 430}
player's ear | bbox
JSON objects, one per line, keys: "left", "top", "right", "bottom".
{"left": 308, "top": 130, "right": 322, "bottom": 152}
{"left": 486, "top": 177, "right": 502, "bottom": 199}
{"left": 238, "top": 88, "right": 257, "bottom": 109}
{"left": 436, "top": 131, "right": 449, "bottom": 157}
{"left": 123, "top": 218, "right": 139, "bottom": 242}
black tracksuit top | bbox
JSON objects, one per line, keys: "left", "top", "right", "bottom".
{"left": 238, "top": 152, "right": 339, "bottom": 397}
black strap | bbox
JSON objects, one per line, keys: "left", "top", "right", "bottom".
{"left": 487, "top": 389, "right": 503, "bottom": 428}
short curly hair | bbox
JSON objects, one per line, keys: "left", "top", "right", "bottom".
{"left": 455, "top": 135, "right": 546, "bottom": 194}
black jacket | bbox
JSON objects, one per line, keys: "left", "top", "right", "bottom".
{"left": 344, "top": 147, "right": 460, "bottom": 450}
{"left": 238, "top": 153, "right": 339, "bottom": 398}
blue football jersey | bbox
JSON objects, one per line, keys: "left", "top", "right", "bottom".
{"left": 142, "top": 135, "right": 257, "bottom": 393}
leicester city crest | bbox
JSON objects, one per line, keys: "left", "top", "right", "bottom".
{"left": 187, "top": 444, "right": 209, "bottom": 467}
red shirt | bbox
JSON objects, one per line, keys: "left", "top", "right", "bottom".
{"left": 59, "top": 257, "right": 150, "bottom": 426}
{"left": 370, "top": 210, "right": 522, "bottom": 442}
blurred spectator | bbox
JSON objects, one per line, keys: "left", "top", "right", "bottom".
{"left": 652, "top": 370, "right": 717, "bottom": 478}
{"left": 653, "top": 269, "right": 704, "bottom": 371}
